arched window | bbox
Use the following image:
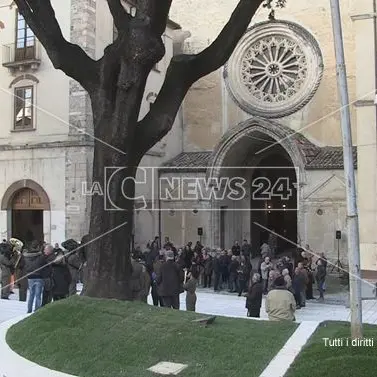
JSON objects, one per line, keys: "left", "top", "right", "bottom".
{"left": 146, "top": 92, "right": 157, "bottom": 111}
{"left": 9, "top": 74, "right": 38, "bottom": 131}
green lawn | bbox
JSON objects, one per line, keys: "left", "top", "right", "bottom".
{"left": 7, "top": 296, "right": 297, "bottom": 377}
{"left": 286, "top": 321, "right": 377, "bottom": 377}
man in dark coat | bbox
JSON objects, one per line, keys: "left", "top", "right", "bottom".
{"left": 246, "top": 273, "right": 263, "bottom": 317}
{"left": 241, "top": 239, "right": 252, "bottom": 261}
{"left": 231, "top": 241, "right": 241, "bottom": 256}
{"left": 64, "top": 242, "right": 81, "bottom": 296}
{"left": 151, "top": 236, "right": 160, "bottom": 252}
{"left": 42, "top": 244, "right": 55, "bottom": 306}
{"left": 184, "top": 268, "right": 199, "bottom": 312}
{"left": 203, "top": 253, "right": 213, "bottom": 288}
{"left": 193, "top": 241, "right": 203, "bottom": 255}
{"left": 316, "top": 259, "right": 326, "bottom": 301}
{"left": 151, "top": 254, "right": 164, "bottom": 306}
{"left": 213, "top": 252, "right": 222, "bottom": 291}
{"left": 237, "top": 257, "right": 250, "bottom": 296}
{"left": 182, "top": 242, "right": 194, "bottom": 269}
{"left": 157, "top": 250, "right": 183, "bottom": 309}
{"left": 24, "top": 242, "right": 47, "bottom": 313}
{"left": 51, "top": 251, "right": 71, "bottom": 300}
{"left": 220, "top": 250, "right": 231, "bottom": 288}
{"left": 292, "top": 267, "right": 306, "bottom": 308}
{"left": 130, "top": 254, "right": 147, "bottom": 302}
{"left": 228, "top": 255, "right": 240, "bottom": 293}
{"left": 15, "top": 249, "right": 27, "bottom": 302}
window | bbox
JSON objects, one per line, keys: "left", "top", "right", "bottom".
{"left": 15, "top": 11, "right": 35, "bottom": 61}
{"left": 14, "top": 86, "right": 34, "bottom": 130}
{"left": 146, "top": 92, "right": 157, "bottom": 111}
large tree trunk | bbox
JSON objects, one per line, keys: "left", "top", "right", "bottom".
{"left": 83, "top": 59, "right": 148, "bottom": 299}
{"left": 83, "top": 143, "right": 137, "bottom": 299}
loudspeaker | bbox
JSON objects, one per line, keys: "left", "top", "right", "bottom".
{"left": 336, "top": 230, "right": 341, "bottom": 240}
{"left": 197, "top": 227, "right": 203, "bottom": 236}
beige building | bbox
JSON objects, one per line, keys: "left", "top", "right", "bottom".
{"left": 161, "top": 0, "right": 377, "bottom": 295}
{"left": 0, "top": 0, "right": 376, "bottom": 296}
{"left": 0, "top": 0, "right": 183, "bottom": 247}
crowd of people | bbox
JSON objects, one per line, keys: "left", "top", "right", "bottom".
{"left": 136, "top": 236, "right": 328, "bottom": 320}
{"left": 0, "top": 237, "right": 86, "bottom": 313}
{"left": 1, "top": 233, "right": 329, "bottom": 321}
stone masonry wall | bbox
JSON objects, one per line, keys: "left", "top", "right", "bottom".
{"left": 64, "top": 145, "right": 93, "bottom": 240}
{"left": 66, "top": 0, "right": 97, "bottom": 240}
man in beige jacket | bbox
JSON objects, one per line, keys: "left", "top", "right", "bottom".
{"left": 265, "top": 275, "right": 296, "bottom": 321}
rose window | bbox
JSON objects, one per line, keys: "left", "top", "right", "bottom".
{"left": 224, "top": 21, "right": 324, "bottom": 118}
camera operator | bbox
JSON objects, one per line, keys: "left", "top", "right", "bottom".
{"left": 0, "top": 241, "right": 17, "bottom": 299}
{"left": 62, "top": 239, "right": 81, "bottom": 296}
{"left": 14, "top": 247, "right": 27, "bottom": 302}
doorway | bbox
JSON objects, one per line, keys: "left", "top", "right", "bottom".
{"left": 12, "top": 209, "right": 43, "bottom": 244}
{"left": 250, "top": 151, "right": 297, "bottom": 255}
{"left": 10, "top": 187, "right": 46, "bottom": 245}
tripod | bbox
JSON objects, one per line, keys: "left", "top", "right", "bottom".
{"left": 331, "top": 238, "right": 343, "bottom": 274}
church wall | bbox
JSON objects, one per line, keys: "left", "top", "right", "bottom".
{"left": 0, "top": 147, "right": 67, "bottom": 243}
{"left": 156, "top": 171, "right": 212, "bottom": 248}
{"left": 160, "top": 205, "right": 211, "bottom": 248}
{"left": 64, "top": 145, "right": 94, "bottom": 241}
{"left": 170, "top": 0, "right": 357, "bottom": 150}
{"left": 303, "top": 169, "right": 349, "bottom": 264}
{"left": 353, "top": 0, "right": 377, "bottom": 287}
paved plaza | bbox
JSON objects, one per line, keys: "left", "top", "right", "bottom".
{"left": 1, "top": 287, "right": 376, "bottom": 325}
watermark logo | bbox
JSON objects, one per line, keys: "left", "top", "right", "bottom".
{"left": 81, "top": 166, "right": 299, "bottom": 211}
{"left": 159, "top": 176, "right": 247, "bottom": 201}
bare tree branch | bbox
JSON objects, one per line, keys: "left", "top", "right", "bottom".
{"left": 14, "top": 0, "right": 99, "bottom": 91}
{"left": 136, "top": 0, "right": 264, "bottom": 155}
{"left": 107, "top": 0, "right": 130, "bottom": 32}
{"left": 148, "top": 0, "right": 173, "bottom": 36}
{"left": 131, "top": 0, "right": 172, "bottom": 35}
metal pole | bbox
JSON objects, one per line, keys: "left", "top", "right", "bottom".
{"left": 329, "top": 0, "right": 363, "bottom": 338}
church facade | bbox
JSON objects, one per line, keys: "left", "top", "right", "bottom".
{"left": 161, "top": 0, "right": 377, "bottom": 295}
{"left": 0, "top": 0, "right": 376, "bottom": 295}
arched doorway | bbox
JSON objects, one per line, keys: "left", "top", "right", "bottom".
{"left": 208, "top": 117, "right": 311, "bottom": 252}
{"left": 250, "top": 148, "right": 298, "bottom": 256}
{"left": 1, "top": 180, "right": 50, "bottom": 245}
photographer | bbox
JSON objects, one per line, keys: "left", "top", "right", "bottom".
{"left": 0, "top": 241, "right": 17, "bottom": 299}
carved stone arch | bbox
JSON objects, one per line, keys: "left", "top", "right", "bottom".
{"left": 207, "top": 117, "right": 314, "bottom": 185}
{"left": 1, "top": 179, "right": 50, "bottom": 210}
{"left": 9, "top": 74, "right": 39, "bottom": 88}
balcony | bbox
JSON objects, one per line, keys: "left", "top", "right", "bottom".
{"left": 2, "top": 41, "right": 41, "bottom": 72}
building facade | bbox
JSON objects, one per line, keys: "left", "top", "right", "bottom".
{"left": 164, "top": 0, "right": 377, "bottom": 293}
{"left": 0, "top": 0, "right": 183, "bottom": 247}
{"left": 0, "top": 0, "right": 376, "bottom": 295}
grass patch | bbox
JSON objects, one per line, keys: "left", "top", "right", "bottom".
{"left": 7, "top": 296, "right": 297, "bottom": 377}
{"left": 286, "top": 321, "right": 377, "bottom": 377}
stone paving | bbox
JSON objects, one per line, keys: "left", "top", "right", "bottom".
{"left": 1, "top": 287, "right": 376, "bottom": 325}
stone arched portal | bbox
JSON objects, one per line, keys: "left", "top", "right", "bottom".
{"left": 207, "top": 117, "right": 315, "bottom": 254}
{"left": 1, "top": 179, "right": 50, "bottom": 244}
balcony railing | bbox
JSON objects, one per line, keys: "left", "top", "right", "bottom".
{"left": 2, "top": 41, "right": 41, "bottom": 71}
